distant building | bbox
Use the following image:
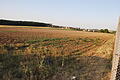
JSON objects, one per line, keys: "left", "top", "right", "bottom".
{"left": 82, "top": 29, "right": 87, "bottom": 32}
{"left": 87, "top": 29, "right": 99, "bottom": 32}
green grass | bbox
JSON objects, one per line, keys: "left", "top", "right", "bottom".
{"left": 26, "top": 38, "right": 68, "bottom": 44}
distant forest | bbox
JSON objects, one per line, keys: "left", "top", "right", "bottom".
{"left": 0, "top": 19, "right": 52, "bottom": 27}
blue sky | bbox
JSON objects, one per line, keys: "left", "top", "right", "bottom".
{"left": 0, "top": 0, "right": 120, "bottom": 30}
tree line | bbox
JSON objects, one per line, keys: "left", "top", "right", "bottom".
{"left": 0, "top": 19, "right": 116, "bottom": 34}
{"left": 0, "top": 19, "right": 52, "bottom": 27}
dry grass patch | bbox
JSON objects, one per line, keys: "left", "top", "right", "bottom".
{"left": 0, "top": 26, "right": 114, "bottom": 80}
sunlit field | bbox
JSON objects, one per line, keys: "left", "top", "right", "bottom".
{"left": 0, "top": 25, "right": 114, "bottom": 80}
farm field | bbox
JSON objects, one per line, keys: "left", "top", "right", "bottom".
{"left": 0, "top": 25, "right": 114, "bottom": 80}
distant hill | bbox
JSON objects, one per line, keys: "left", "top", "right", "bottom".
{"left": 0, "top": 19, "right": 52, "bottom": 27}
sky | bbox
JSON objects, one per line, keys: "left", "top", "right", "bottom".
{"left": 0, "top": 0, "right": 120, "bottom": 30}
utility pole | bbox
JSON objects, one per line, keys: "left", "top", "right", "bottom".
{"left": 111, "top": 17, "right": 120, "bottom": 80}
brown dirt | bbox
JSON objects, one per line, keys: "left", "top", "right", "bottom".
{"left": 0, "top": 25, "right": 115, "bottom": 80}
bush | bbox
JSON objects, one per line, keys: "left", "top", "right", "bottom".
{"left": 100, "top": 29, "right": 109, "bottom": 33}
